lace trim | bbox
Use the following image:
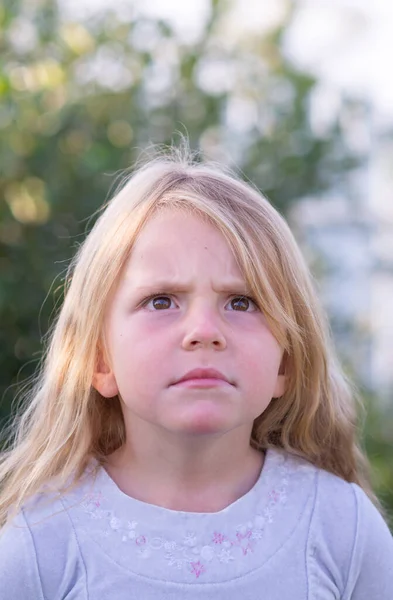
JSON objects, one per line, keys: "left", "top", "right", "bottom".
{"left": 79, "top": 458, "right": 290, "bottom": 579}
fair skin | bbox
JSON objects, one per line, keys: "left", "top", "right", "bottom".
{"left": 93, "top": 208, "right": 286, "bottom": 512}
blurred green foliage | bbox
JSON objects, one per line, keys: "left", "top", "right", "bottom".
{"left": 0, "top": 0, "right": 391, "bottom": 518}
{"left": 363, "top": 395, "right": 393, "bottom": 524}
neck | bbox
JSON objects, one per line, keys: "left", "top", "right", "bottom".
{"left": 104, "top": 426, "right": 265, "bottom": 512}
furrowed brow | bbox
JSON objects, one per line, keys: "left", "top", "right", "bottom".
{"left": 134, "top": 280, "right": 251, "bottom": 295}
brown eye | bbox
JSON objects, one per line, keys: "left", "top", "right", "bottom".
{"left": 230, "top": 296, "right": 254, "bottom": 311}
{"left": 151, "top": 296, "right": 172, "bottom": 310}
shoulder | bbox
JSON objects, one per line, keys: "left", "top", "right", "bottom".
{"left": 311, "top": 464, "right": 392, "bottom": 547}
{"left": 281, "top": 450, "right": 390, "bottom": 535}
{"left": 342, "top": 482, "right": 393, "bottom": 598}
{"left": 0, "top": 507, "right": 44, "bottom": 598}
{"left": 0, "top": 472, "right": 95, "bottom": 599}
{"left": 301, "top": 459, "right": 393, "bottom": 599}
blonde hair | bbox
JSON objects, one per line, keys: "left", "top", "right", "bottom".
{"left": 0, "top": 146, "right": 379, "bottom": 526}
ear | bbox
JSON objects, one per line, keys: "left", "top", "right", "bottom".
{"left": 92, "top": 348, "right": 119, "bottom": 398}
{"left": 272, "top": 352, "right": 287, "bottom": 398}
{"left": 272, "top": 374, "right": 286, "bottom": 399}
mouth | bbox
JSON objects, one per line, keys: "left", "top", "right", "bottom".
{"left": 172, "top": 379, "right": 232, "bottom": 389}
{"left": 172, "top": 368, "right": 233, "bottom": 387}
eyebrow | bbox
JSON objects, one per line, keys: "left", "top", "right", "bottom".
{"left": 133, "top": 279, "right": 252, "bottom": 295}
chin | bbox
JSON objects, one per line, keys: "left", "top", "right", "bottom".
{"left": 169, "top": 410, "right": 234, "bottom": 437}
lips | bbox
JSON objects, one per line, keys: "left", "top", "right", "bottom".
{"left": 173, "top": 368, "right": 232, "bottom": 385}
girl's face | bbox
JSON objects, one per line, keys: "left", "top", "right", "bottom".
{"left": 94, "top": 208, "right": 285, "bottom": 440}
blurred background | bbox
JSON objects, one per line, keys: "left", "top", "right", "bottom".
{"left": 0, "top": 0, "right": 392, "bottom": 516}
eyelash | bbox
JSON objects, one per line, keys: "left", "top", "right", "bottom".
{"left": 140, "top": 293, "right": 259, "bottom": 312}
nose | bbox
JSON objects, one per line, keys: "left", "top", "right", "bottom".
{"left": 181, "top": 301, "right": 227, "bottom": 351}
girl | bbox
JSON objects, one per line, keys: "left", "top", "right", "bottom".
{"left": 0, "top": 148, "right": 392, "bottom": 599}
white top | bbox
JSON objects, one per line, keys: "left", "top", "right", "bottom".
{"left": 0, "top": 448, "right": 392, "bottom": 599}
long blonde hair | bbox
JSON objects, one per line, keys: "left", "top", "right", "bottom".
{"left": 0, "top": 146, "right": 379, "bottom": 526}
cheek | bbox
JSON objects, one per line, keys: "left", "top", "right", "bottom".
{"left": 109, "top": 320, "right": 170, "bottom": 389}
{"left": 238, "top": 333, "right": 282, "bottom": 384}
{"left": 110, "top": 315, "right": 159, "bottom": 356}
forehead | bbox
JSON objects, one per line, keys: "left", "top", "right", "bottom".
{"left": 124, "top": 208, "right": 245, "bottom": 285}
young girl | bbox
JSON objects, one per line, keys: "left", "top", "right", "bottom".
{"left": 0, "top": 149, "right": 392, "bottom": 599}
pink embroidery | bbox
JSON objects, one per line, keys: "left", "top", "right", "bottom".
{"left": 241, "top": 543, "right": 253, "bottom": 556}
{"left": 232, "top": 530, "right": 254, "bottom": 555}
{"left": 80, "top": 452, "right": 296, "bottom": 579}
{"left": 269, "top": 489, "right": 280, "bottom": 503}
{"left": 136, "top": 535, "right": 146, "bottom": 546}
{"left": 212, "top": 532, "right": 226, "bottom": 545}
{"left": 190, "top": 561, "right": 206, "bottom": 578}
{"left": 85, "top": 492, "right": 102, "bottom": 508}
{"left": 235, "top": 530, "right": 252, "bottom": 542}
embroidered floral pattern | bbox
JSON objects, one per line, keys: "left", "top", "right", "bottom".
{"left": 190, "top": 561, "right": 206, "bottom": 578}
{"left": 79, "top": 456, "right": 291, "bottom": 579}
